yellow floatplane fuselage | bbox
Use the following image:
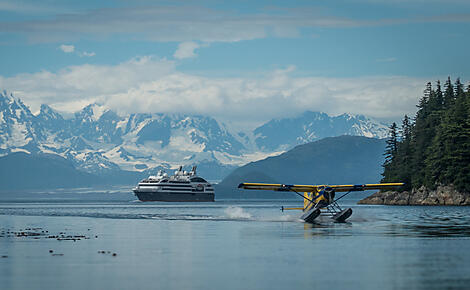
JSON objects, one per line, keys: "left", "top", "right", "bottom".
{"left": 238, "top": 182, "right": 404, "bottom": 222}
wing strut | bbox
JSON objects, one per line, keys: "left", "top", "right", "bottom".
{"left": 333, "top": 190, "right": 353, "bottom": 203}
{"left": 290, "top": 190, "right": 316, "bottom": 203}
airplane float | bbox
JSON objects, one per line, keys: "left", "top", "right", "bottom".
{"left": 238, "top": 182, "right": 404, "bottom": 223}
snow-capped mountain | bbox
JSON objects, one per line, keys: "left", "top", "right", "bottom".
{"left": 254, "top": 111, "right": 389, "bottom": 151}
{"left": 0, "top": 91, "right": 44, "bottom": 155}
{"left": 0, "top": 91, "right": 390, "bottom": 180}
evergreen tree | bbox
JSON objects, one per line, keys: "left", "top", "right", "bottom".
{"left": 382, "top": 122, "right": 399, "bottom": 184}
{"left": 455, "top": 78, "right": 465, "bottom": 100}
{"left": 435, "top": 80, "right": 443, "bottom": 107}
{"left": 397, "top": 115, "right": 413, "bottom": 190}
{"left": 384, "top": 122, "right": 398, "bottom": 164}
{"left": 382, "top": 78, "right": 470, "bottom": 193}
{"left": 443, "top": 76, "right": 454, "bottom": 108}
{"left": 401, "top": 115, "right": 412, "bottom": 141}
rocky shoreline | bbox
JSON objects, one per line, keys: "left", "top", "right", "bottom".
{"left": 358, "top": 185, "right": 470, "bottom": 205}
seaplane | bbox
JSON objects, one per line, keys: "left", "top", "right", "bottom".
{"left": 238, "top": 182, "right": 404, "bottom": 223}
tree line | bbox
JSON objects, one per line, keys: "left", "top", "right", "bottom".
{"left": 382, "top": 77, "right": 470, "bottom": 192}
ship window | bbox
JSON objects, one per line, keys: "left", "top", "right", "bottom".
{"left": 191, "top": 177, "right": 207, "bottom": 182}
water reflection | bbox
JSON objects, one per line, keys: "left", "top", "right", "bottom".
{"left": 383, "top": 207, "right": 470, "bottom": 237}
{"left": 388, "top": 222, "right": 470, "bottom": 238}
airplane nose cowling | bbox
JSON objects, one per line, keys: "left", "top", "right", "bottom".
{"left": 323, "top": 187, "right": 335, "bottom": 203}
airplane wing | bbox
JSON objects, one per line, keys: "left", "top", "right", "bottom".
{"left": 238, "top": 183, "right": 318, "bottom": 192}
{"left": 329, "top": 183, "right": 405, "bottom": 192}
{"left": 238, "top": 182, "right": 404, "bottom": 192}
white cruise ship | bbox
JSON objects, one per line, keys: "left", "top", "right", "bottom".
{"left": 132, "top": 166, "right": 214, "bottom": 202}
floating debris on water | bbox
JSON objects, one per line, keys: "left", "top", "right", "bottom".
{"left": 0, "top": 227, "right": 94, "bottom": 242}
{"left": 97, "top": 250, "right": 117, "bottom": 256}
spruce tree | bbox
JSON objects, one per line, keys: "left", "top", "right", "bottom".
{"left": 398, "top": 115, "right": 413, "bottom": 190}
{"left": 455, "top": 78, "right": 465, "bottom": 99}
{"left": 444, "top": 76, "right": 454, "bottom": 108}
{"left": 384, "top": 122, "right": 398, "bottom": 164}
{"left": 401, "top": 115, "right": 412, "bottom": 141}
{"left": 382, "top": 122, "right": 399, "bottom": 183}
{"left": 435, "top": 80, "right": 443, "bottom": 107}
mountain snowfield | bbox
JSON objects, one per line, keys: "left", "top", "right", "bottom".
{"left": 0, "top": 90, "right": 388, "bottom": 180}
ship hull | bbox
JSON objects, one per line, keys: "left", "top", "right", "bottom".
{"left": 134, "top": 190, "right": 215, "bottom": 202}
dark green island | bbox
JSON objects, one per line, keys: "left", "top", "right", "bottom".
{"left": 360, "top": 78, "right": 470, "bottom": 205}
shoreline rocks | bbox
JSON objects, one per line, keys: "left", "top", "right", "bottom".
{"left": 358, "top": 185, "right": 470, "bottom": 206}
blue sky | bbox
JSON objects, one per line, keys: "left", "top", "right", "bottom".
{"left": 0, "top": 0, "right": 469, "bottom": 127}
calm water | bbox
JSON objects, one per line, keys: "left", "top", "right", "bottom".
{"left": 1, "top": 198, "right": 470, "bottom": 290}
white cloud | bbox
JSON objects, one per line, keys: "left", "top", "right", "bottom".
{"left": 59, "top": 44, "right": 75, "bottom": 53}
{"left": 79, "top": 51, "right": 96, "bottom": 57}
{"left": 0, "top": 56, "right": 175, "bottom": 112}
{"left": 0, "top": 56, "right": 426, "bottom": 127}
{"left": 174, "top": 42, "right": 200, "bottom": 59}
{"left": 59, "top": 44, "right": 95, "bottom": 57}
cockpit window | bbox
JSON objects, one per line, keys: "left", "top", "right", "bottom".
{"left": 190, "top": 177, "right": 207, "bottom": 182}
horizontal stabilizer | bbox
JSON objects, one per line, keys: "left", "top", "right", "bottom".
{"left": 281, "top": 206, "right": 303, "bottom": 211}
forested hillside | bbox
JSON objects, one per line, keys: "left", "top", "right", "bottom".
{"left": 382, "top": 78, "right": 470, "bottom": 192}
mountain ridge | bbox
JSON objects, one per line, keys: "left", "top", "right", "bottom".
{"left": 1, "top": 90, "right": 389, "bottom": 181}
{"left": 216, "top": 135, "right": 386, "bottom": 198}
